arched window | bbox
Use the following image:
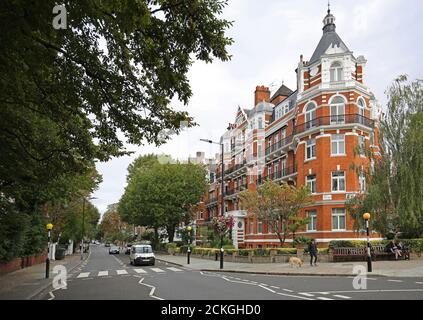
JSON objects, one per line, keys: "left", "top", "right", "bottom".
{"left": 357, "top": 98, "right": 366, "bottom": 124}
{"left": 305, "top": 102, "right": 317, "bottom": 129}
{"left": 330, "top": 62, "right": 344, "bottom": 82}
{"left": 330, "top": 96, "right": 346, "bottom": 124}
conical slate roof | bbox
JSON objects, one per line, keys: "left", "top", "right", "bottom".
{"left": 309, "top": 8, "right": 351, "bottom": 64}
{"left": 270, "top": 84, "right": 294, "bottom": 101}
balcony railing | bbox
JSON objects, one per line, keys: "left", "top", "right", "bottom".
{"left": 265, "top": 135, "right": 294, "bottom": 156}
{"left": 206, "top": 197, "right": 218, "bottom": 205}
{"left": 224, "top": 159, "right": 247, "bottom": 176}
{"left": 294, "top": 114, "right": 374, "bottom": 135}
{"left": 225, "top": 184, "right": 248, "bottom": 196}
{"left": 258, "top": 165, "right": 297, "bottom": 185}
{"left": 265, "top": 114, "right": 373, "bottom": 157}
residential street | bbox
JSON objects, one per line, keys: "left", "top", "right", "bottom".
{"left": 34, "top": 245, "right": 423, "bottom": 300}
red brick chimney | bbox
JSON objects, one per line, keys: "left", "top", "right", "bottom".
{"left": 254, "top": 85, "right": 270, "bottom": 106}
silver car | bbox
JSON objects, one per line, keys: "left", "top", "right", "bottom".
{"left": 130, "top": 245, "right": 155, "bottom": 266}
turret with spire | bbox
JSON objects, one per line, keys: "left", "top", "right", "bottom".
{"left": 323, "top": 1, "right": 336, "bottom": 33}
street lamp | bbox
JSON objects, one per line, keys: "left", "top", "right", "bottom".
{"left": 200, "top": 138, "right": 224, "bottom": 269}
{"left": 186, "top": 226, "right": 192, "bottom": 264}
{"left": 363, "top": 212, "right": 372, "bottom": 272}
{"left": 46, "top": 223, "right": 53, "bottom": 278}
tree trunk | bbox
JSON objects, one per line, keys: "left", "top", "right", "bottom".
{"left": 153, "top": 227, "right": 159, "bottom": 250}
{"left": 167, "top": 224, "right": 176, "bottom": 243}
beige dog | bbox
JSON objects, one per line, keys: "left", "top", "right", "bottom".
{"left": 289, "top": 257, "right": 303, "bottom": 268}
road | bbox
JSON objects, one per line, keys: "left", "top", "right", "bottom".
{"left": 38, "top": 244, "right": 423, "bottom": 300}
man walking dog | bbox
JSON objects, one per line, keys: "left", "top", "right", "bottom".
{"left": 308, "top": 239, "right": 318, "bottom": 266}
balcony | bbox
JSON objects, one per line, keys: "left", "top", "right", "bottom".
{"left": 258, "top": 165, "right": 297, "bottom": 186}
{"left": 224, "top": 159, "right": 247, "bottom": 178}
{"left": 294, "top": 114, "right": 374, "bottom": 136}
{"left": 205, "top": 197, "right": 218, "bottom": 206}
{"left": 224, "top": 184, "right": 248, "bottom": 198}
{"left": 265, "top": 134, "right": 294, "bottom": 158}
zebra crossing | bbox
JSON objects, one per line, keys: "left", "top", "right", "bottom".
{"left": 73, "top": 266, "right": 185, "bottom": 280}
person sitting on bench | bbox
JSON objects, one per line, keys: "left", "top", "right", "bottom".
{"left": 385, "top": 240, "right": 402, "bottom": 260}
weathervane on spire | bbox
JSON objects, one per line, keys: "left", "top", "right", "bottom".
{"left": 328, "top": 0, "right": 331, "bottom": 14}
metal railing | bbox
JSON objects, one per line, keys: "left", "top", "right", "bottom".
{"left": 265, "top": 135, "right": 294, "bottom": 156}
{"left": 294, "top": 114, "right": 374, "bottom": 135}
{"left": 258, "top": 165, "right": 297, "bottom": 185}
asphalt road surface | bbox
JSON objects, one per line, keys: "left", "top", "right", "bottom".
{"left": 38, "top": 244, "right": 423, "bottom": 300}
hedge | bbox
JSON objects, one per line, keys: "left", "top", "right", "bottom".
{"left": 328, "top": 239, "right": 423, "bottom": 253}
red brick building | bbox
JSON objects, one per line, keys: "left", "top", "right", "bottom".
{"left": 196, "top": 8, "right": 383, "bottom": 248}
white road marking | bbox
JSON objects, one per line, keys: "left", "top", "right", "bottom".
{"left": 416, "top": 282, "right": 423, "bottom": 285}
{"left": 333, "top": 295, "right": 352, "bottom": 299}
{"left": 167, "top": 267, "right": 183, "bottom": 272}
{"left": 138, "top": 277, "right": 164, "bottom": 300}
{"left": 48, "top": 291, "right": 55, "bottom": 300}
{"left": 117, "top": 269, "right": 128, "bottom": 275}
{"left": 77, "top": 272, "right": 90, "bottom": 278}
{"left": 387, "top": 280, "right": 403, "bottom": 283}
{"left": 98, "top": 271, "right": 108, "bottom": 277}
{"left": 150, "top": 268, "right": 165, "bottom": 273}
{"left": 259, "top": 285, "right": 275, "bottom": 293}
{"left": 299, "top": 292, "right": 315, "bottom": 297}
{"left": 134, "top": 268, "right": 147, "bottom": 274}
{"left": 319, "top": 292, "right": 329, "bottom": 295}
{"left": 317, "top": 297, "right": 334, "bottom": 300}
{"left": 308, "top": 289, "right": 423, "bottom": 294}
{"left": 270, "top": 286, "right": 280, "bottom": 289}
{"left": 283, "top": 289, "right": 294, "bottom": 292}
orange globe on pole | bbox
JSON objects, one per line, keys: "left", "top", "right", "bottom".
{"left": 363, "top": 213, "right": 371, "bottom": 220}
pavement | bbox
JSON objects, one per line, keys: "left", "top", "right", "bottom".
{"left": 155, "top": 254, "right": 423, "bottom": 277}
{"left": 0, "top": 251, "right": 87, "bottom": 300}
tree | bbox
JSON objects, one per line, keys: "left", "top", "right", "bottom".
{"left": 347, "top": 76, "right": 423, "bottom": 238}
{"left": 1, "top": 0, "right": 233, "bottom": 180}
{"left": 119, "top": 159, "right": 207, "bottom": 246}
{"left": 99, "top": 204, "right": 129, "bottom": 243}
{"left": 239, "top": 180, "right": 313, "bottom": 245}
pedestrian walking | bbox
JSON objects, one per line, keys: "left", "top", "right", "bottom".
{"left": 308, "top": 239, "right": 318, "bottom": 266}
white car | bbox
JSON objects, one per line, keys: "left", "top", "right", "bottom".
{"left": 130, "top": 245, "right": 155, "bottom": 266}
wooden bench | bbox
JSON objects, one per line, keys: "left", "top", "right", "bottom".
{"left": 371, "top": 245, "right": 410, "bottom": 261}
{"left": 332, "top": 247, "right": 367, "bottom": 262}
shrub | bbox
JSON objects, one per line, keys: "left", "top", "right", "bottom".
{"left": 238, "top": 249, "right": 250, "bottom": 256}
{"left": 253, "top": 249, "right": 269, "bottom": 256}
{"left": 223, "top": 244, "right": 235, "bottom": 250}
{"left": 165, "top": 243, "right": 177, "bottom": 249}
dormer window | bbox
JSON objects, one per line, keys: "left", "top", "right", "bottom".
{"left": 330, "top": 61, "right": 343, "bottom": 82}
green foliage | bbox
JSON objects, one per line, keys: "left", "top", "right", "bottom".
{"left": 347, "top": 76, "right": 423, "bottom": 237}
{"left": 328, "top": 240, "right": 389, "bottom": 249}
{"left": 239, "top": 180, "right": 313, "bottom": 245}
{"left": 119, "top": 158, "right": 207, "bottom": 243}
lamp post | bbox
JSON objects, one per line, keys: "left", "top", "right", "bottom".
{"left": 46, "top": 223, "right": 53, "bottom": 278}
{"left": 363, "top": 212, "right": 372, "bottom": 272}
{"left": 200, "top": 139, "right": 225, "bottom": 269}
{"left": 80, "top": 196, "right": 97, "bottom": 260}
{"left": 186, "top": 226, "right": 192, "bottom": 264}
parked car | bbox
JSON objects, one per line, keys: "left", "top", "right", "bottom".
{"left": 125, "top": 243, "right": 133, "bottom": 254}
{"left": 130, "top": 245, "right": 155, "bottom": 266}
{"left": 109, "top": 246, "right": 120, "bottom": 254}
{"left": 105, "top": 242, "right": 111, "bottom": 247}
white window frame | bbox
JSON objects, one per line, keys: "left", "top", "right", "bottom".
{"left": 305, "top": 138, "right": 316, "bottom": 160}
{"left": 332, "top": 208, "right": 346, "bottom": 231}
{"left": 258, "top": 221, "right": 263, "bottom": 234}
{"left": 330, "top": 61, "right": 344, "bottom": 82}
{"left": 331, "top": 134, "right": 345, "bottom": 156}
{"left": 249, "top": 221, "right": 254, "bottom": 235}
{"left": 307, "top": 210, "right": 317, "bottom": 231}
{"left": 330, "top": 96, "right": 346, "bottom": 124}
{"left": 331, "top": 171, "right": 346, "bottom": 192}
{"left": 358, "top": 135, "right": 366, "bottom": 157}
{"left": 281, "top": 158, "right": 287, "bottom": 176}
{"left": 359, "top": 172, "right": 366, "bottom": 193}
{"left": 274, "top": 162, "right": 279, "bottom": 179}
{"left": 305, "top": 102, "right": 317, "bottom": 129}
{"left": 306, "top": 175, "right": 316, "bottom": 194}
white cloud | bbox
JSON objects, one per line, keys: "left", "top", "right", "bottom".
{"left": 91, "top": 0, "right": 423, "bottom": 214}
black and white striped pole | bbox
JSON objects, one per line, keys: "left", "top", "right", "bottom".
{"left": 186, "top": 226, "right": 192, "bottom": 264}
{"left": 363, "top": 213, "right": 372, "bottom": 272}
{"left": 46, "top": 223, "right": 53, "bottom": 278}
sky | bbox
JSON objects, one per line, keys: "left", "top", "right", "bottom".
{"left": 91, "top": 0, "right": 423, "bottom": 215}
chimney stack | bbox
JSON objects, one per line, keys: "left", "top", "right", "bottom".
{"left": 254, "top": 85, "right": 270, "bottom": 106}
